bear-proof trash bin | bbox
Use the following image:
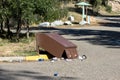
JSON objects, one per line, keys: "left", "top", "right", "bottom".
{"left": 36, "top": 33, "right": 78, "bottom": 59}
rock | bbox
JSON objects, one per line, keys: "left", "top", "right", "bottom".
{"left": 51, "top": 20, "right": 64, "bottom": 27}
{"left": 79, "top": 21, "right": 88, "bottom": 25}
{"left": 64, "top": 21, "right": 72, "bottom": 25}
{"left": 39, "top": 22, "right": 50, "bottom": 27}
{"left": 68, "top": 15, "right": 74, "bottom": 22}
{"left": 78, "top": 55, "right": 87, "bottom": 61}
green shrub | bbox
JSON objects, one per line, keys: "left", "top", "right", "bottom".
{"left": 106, "top": 5, "right": 112, "bottom": 13}
{"left": 34, "top": 0, "right": 68, "bottom": 22}
{"left": 44, "top": 8, "right": 68, "bottom": 22}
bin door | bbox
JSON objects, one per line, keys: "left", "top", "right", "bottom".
{"left": 65, "top": 48, "right": 78, "bottom": 59}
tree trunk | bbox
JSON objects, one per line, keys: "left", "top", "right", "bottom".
{"left": 102, "top": 0, "right": 108, "bottom": 6}
{"left": 6, "top": 18, "right": 12, "bottom": 39}
{"left": 0, "top": 21, "right": 4, "bottom": 33}
{"left": 16, "top": 18, "right": 21, "bottom": 41}
{"left": 16, "top": 6, "right": 22, "bottom": 41}
{"left": 26, "top": 20, "right": 30, "bottom": 39}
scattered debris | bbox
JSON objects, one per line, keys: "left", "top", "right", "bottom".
{"left": 60, "top": 57, "right": 64, "bottom": 60}
{"left": 65, "top": 59, "right": 72, "bottom": 62}
{"left": 51, "top": 57, "right": 59, "bottom": 62}
{"left": 51, "top": 60, "right": 55, "bottom": 63}
{"left": 52, "top": 57, "right": 58, "bottom": 61}
{"left": 38, "top": 58, "right": 44, "bottom": 62}
{"left": 82, "top": 55, "right": 87, "bottom": 59}
{"left": 54, "top": 72, "right": 58, "bottom": 77}
{"left": 78, "top": 55, "right": 87, "bottom": 61}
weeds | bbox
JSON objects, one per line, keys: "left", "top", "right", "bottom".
{"left": 0, "top": 34, "right": 37, "bottom": 56}
{"left": 14, "top": 50, "right": 37, "bottom": 56}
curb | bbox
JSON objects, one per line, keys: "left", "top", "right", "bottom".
{"left": 0, "top": 55, "right": 49, "bottom": 62}
{"left": 0, "top": 57, "right": 25, "bottom": 62}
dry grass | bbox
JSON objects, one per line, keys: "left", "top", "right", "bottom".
{"left": 0, "top": 38, "right": 37, "bottom": 57}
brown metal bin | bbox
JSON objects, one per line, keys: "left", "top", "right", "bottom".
{"left": 36, "top": 33, "right": 78, "bottom": 59}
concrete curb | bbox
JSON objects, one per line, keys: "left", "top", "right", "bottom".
{"left": 0, "top": 55, "right": 49, "bottom": 62}
{"left": 0, "top": 57, "right": 25, "bottom": 62}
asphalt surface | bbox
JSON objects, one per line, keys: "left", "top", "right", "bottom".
{"left": 0, "top": 16, "right": 120, "bottom": 80}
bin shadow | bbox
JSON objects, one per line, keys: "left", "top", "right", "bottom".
{"left": 39, "top": 50, "right": 54, "bottom": 59}
{"left": 39, "top": 50, "right": 73, "bottom": 59}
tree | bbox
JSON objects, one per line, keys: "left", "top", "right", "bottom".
{"left": 0, "top": 0, "right": 4, "bottom": 33}
{"left": 88, "top": 0, "right": 109, "bottom": 15}
{"left": 0, "top": 0, "right": 68, "bottom": 41}
{"left": 20, "top": 0, "right": 35, "bottom": 39}
{"left": 102, "top": 0, "right": 109, "bottom": 6}
{"left": 34, "top": 0, "right": 68, "bottom": 22}
{"left": 0, "top": 0, "right": 13, "bottom": 39}
{"left": 9, "top": 0, "right": 35, "bottom": 40}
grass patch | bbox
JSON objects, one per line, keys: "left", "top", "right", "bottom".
{"left": 14, "top": 50, "right": 38, "bottom": 56}
{"left": 19, "top": 36, "right": 35, "bottom": 44}
{"left": 0, "top": 33, "right": 37, "bottom": 56}
{"left": 0, "top": 38, "right": 9, "bottom": 46}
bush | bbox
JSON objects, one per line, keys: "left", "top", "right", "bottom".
{"left": 106, "top": 5, "right": 112, "bottom": 13}
{"left": 34, "top": 0, "right": 68, "bottom": 22}
{"left": 44, "top": 8, "right": 68, "bottom": 22}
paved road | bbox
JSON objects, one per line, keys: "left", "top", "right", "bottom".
{"left": 0, "top": 17, "right": 120, "bottom": 80}
{"left": 96, "top": 16, "right": 120, "bottom": 23}
{"left": 96, "top": 16, "right": 120, "bottom": 27}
